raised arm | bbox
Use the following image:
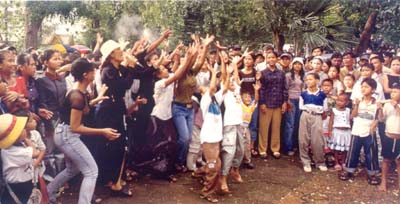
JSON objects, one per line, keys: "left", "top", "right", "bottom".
{"left": 146, "top": 29, "right": 173, "bottom": 54}
{"left": 192, "top": 34, "right": 215, "bottom": 74}
{"left": 164, "top": 45, "right": 195, "bottom": 87}
{"left": 93, "top": 33, "right": 103, "bottom": 53}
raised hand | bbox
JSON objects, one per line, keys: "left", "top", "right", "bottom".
{"left": 231, "top": 56, "right": 242, "bottom": 65}
{"left": 96, "top": 32, "right": 103, "bottom": 44}
{"left": 201, "top": 34, "right": 215, "bottom": 46}
{"left": 214, "top": 41, "right": 228, "bottom": 50}
{"left": 162, "top": 29, "right": 173, "bottom": 39}
{"left": 253, "top": 81, "right": 261, "bottom": 91}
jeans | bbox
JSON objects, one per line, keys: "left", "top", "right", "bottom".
{"left": 47, "top": 124, "right": 98, "bottom": 204}
{"left": 172, "top": 104, "right": 194, "bottom": 166}
{"left": 344, "top": 134, "right": 380, "bottom": 176}
{"left": 283, "top": 99, "right": 300, "bottom": 152}
{"left": 249, "top": 106, "right": 259, "bottom": 142}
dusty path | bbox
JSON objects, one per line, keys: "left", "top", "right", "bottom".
{"left": 60, "top": 155, "right": 399, "bottom": 204}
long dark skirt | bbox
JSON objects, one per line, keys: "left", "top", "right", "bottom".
{"left": 95, "top": 107, "right": 126, "bottom": 184}
{"left": 128, "top": 116, "right": 178, "bottom": 179}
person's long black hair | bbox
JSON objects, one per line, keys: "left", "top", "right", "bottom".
{"left": 290, "top": 61, "right": 305, "bottom": 82}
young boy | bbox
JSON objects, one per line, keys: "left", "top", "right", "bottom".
{"left": 339, "top": 78, "right": 381, "bottom": 185}
{"left": 351, "top": 64, "right": 385, "bottom": 102}
{"left": 299, "top": 73, "right": 328, "bottom": 172}
{"left": 1, "top": 113, "right": 41, "bottom": 204}
{"left": 377, "top": 83, "right": 400, "bottom": 191}
{"left": 193, "top": 63, "right": 228, "bottom": 203}
{"left": 240, "top": 84, "right": 260, "bottom": 169}
{"left": 321, "top": 79, "right": 336, "bottom": 166}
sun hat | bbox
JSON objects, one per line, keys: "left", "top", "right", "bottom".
{"left": 290, "top": 57, "right": 305, "bottom": 68}
{"left": 0, "top": 113, "right": 28, "bottom": 149}
{"left": 100, "top": 40, "right": 129, "bottom": 63}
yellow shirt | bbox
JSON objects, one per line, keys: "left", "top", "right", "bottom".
{"left": 242, "top": 103, "right": 256, "bottom": 124}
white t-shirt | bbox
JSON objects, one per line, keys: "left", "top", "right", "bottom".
{"left": 196, "top": 71, "right": 211, "bottom": 88}
{"left": 383, "top": 103, "right": 400, "bottom": 135}
{"left": 352, "top": 100, "right": 377, "bottom": 137}
{"left": 200, "top": 90, "right": 224, "bottom": 144}
{"left": 151, "top": 74, "right": 175, "bottom": 120}
{"left": 2, "top": 145, "right": 34, "bottom": 183}
{"left": 223, "top": 84, "right": 242, "bottom": 126}
{"left": 30, "top": 130, "right": 46, "bottom": 176}
{"left": 351, "top": 78, "right": 385, "bottom": 101}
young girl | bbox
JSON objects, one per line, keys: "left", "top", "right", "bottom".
{"left": 0, "top": 50, "right": 17, "bottom": 91}
{"left": 328, "top": 94, "right": 352, "bottom": 171}
{"left": 284, "top": 57, "right": 304, "bottom": 156}
{"left": 35, "top": 49, "right": 66, "bottom": 168}
{"left": 377, "top": 83, "right": 400, "bottom": 191}
{"left": 343, "top": 74, "right": 355, "bottom": 109}
{"left": 299, "top": 73, "right": 328, "bottom": 172}
{"left": 1, "top": 113, "right": 39, "bottom": 204}
{"left": 310, "top": 57, "right": 328, "bottom": 84}
{"left": 16, "top": 53, "right": 40, "bottom": 113}
{"left": 339, "top": 78, "right": 380, "bottom": 185}
{"left": 47, "top": 58, "right": 120, "bottom": 203}
{"left": 328, "top": 66, "right": 344, "bottom": 96}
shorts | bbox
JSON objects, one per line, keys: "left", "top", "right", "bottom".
{"left": 381, "top": 134, "right": 400, "bottom": 160}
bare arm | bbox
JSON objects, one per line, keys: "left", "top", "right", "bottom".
{"left": 381, "top": 74, "right": 392, "bottom": 94}
{"left": 192, "top": 34, "right": 215, "bottom": 74}
{"left": 93, "top": 33, "right": 103, "bottom": 53}
{"left": 164, "top": 46, "right": 194, "bottom": 87}
{"left": 146, "top": 29, "right": 172, "bottom": 54}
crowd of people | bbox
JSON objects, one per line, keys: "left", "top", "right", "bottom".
{"left": 0, "top": 29, "right": 399, "bottom": 204}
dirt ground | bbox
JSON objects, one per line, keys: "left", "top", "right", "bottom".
{"left": 60, "top": 155, "right": 399, "bottom": 204}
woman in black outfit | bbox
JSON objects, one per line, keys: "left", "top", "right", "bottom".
{"left": 96, "top": 40, "right": 137, "bottom": 196}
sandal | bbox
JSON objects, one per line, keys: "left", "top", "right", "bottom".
{"left": 110, "top": 187, "right": 133, "bottom": 197}
{"left": 175, "top": 164, "right": 188, "bottom": 173}
{"left": 251, "top": 149, "right": 259, "bottom": 157}
{"left": 168, "top": 175, "right": 178, "bottom": 183}
{"left": 334, "top": 164, "right": 342, "bottom": 171}
{"left": 200, "top": 195, "right": 219, "bottom": 203}
{"left": 338, "top": 171, "right": 353, "bottom": 181}
{"left": 367, "top": 175, "right": 381, "bottom": 186}
{"left": 91, "top": 194, "right": 103, "bottom": 204}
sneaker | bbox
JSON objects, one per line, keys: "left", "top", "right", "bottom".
{"left": 287, "top": 151, "right": 295, "bottom": 156}
{"left": 318, "top": 165, "right": 328, "bottom": 171}
{"left": 303, "top": 165, "right": 312, "bottom": 173}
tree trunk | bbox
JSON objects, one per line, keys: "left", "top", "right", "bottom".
{"left": 272, "top": 29, "right": 285, "bottom": 54}
{"left": 24, "top": 13, "right": 43, "bottom": 49}
{"left": 354, "top": 11, "right": 378, "bottom": 56}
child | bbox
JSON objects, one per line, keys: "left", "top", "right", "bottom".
{"left": 328, "top": 94, "right": 352, "bottom": 170}
{"left": 321, "top": 79, "right": 336, "bottom": 167}
{"left": 351, "top": 64, "right": 385, "bottom": 102}
{"left": 187, "top": 95, "right": 203, "bottom": 171}
{"left": 339, "top": 78, "right": 381, "bottom": 185}
{"left": 15, "top": 110, "right": 46, "bottom": 175}
{"left": 1, "top": 113, "right": 41, "bottom": 204}
{"left": 240, "top": 83, "right": 260, "bottom": 169}
{"left": 328, "top": 66, "right": 344, "bottom": 96}
{"left": 343, "top": 74, "right": 355, "bottom": 109}
{"left": 377, "top": 83, "right": 400, "bottom": 191}
{"left": 193, "top": 61, "right": 228, "bottom": 203}
{"left": 299, "top": 73, "right": 328, "bottom": 172}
